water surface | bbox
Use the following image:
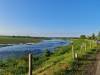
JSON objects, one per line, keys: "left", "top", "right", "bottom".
{"left": 0, "top": 39, "right": 69, "bottom": 59}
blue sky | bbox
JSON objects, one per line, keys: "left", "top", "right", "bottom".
{"left": 0, "top": 0, "right": 100, "bottom": 37}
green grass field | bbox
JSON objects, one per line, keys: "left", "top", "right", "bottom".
{"left": 0, "top": 36, "right": 41, "bottom": 44}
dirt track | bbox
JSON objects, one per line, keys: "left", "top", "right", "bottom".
{"left": 95, "top": 52, "right": 100, "bottom": 75}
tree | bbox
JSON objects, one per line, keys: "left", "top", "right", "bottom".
{"left": 97, "top": 32, "right": 100, "bottom": 40}
{"left": 80, "top": 35, "right": 86, "bottom": 39}
{"left": 91, "top": 33, "right": 96, "bottom": 40}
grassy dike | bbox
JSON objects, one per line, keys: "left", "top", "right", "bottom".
{"left": 32, "top": 39, "right": 97, "bottom": 75}
{"left": 0, "top": 36, "right": 41, "bottom": 44}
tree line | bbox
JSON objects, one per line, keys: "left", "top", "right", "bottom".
{"left": 80, "top": 32, "right": 100, "bottom": 40}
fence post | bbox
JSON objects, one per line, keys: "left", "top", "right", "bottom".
{"left": 75, "top": 53, "right": 78, "bottom": 59}
{"left": 29, "top": 53, "right": 32, "bottom": 75}
{"left": 90, "top": 40, "right": 92, "bottom": 49}
{"left": 96, "top": 40, "right": 99, "bottom": 51}
{"left": 84, "top": 43, "right": 87, "bottom": 52}
{"left": 71, "top": 42, "right": 75, "bottom": 60}
{"left": 80, "top": 44, "right": 83, "bottom": 55}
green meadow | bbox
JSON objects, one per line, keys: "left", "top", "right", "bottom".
{"left": 0, "top": 36, "right": 41, "bottom": 44}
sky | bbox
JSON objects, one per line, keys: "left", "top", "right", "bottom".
{"left": 0, "top": 0, "right": 100, "bottom": 37}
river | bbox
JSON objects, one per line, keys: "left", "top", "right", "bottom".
{"left": 0, "top": 39, "right": 69, "bottom": 59}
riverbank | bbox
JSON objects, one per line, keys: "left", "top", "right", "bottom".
{"left": 32, "top": 39, "right": 96, "bottom": 75}
{"left": 0, "top": 36, "right": 42, "bottom": 44}
{"left": 0, "top": 39, "right": 96, "bottom": 75}
{"left": 0, "top": 39, "right": 69, "bottom": 75}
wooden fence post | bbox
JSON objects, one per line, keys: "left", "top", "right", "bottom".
{"left": 29, "top": 53, "right": 32, "bottom": 75}
{"left": 80, "top": 44, "right": 83, "bottom": 55}
{"left": 90, "top": 40, "right": 92, "bottom": 48}
{"left": 84, "top": 43, "right": 87, "bottom": 52}
{"left": 75, "top": 53, "right": 78, "bottom": 59}
{"left": 71, "top": 43, "right": 75, "bottom": 60}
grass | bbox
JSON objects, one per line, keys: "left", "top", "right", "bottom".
{"left": 0, "top": 38, "right": 97, "bottom": 75}
{"left": 0, "top": 36, "right": 41, "bottom": 44}
{"left": 32, "top": 39, "right": 97, "bottom": 75}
